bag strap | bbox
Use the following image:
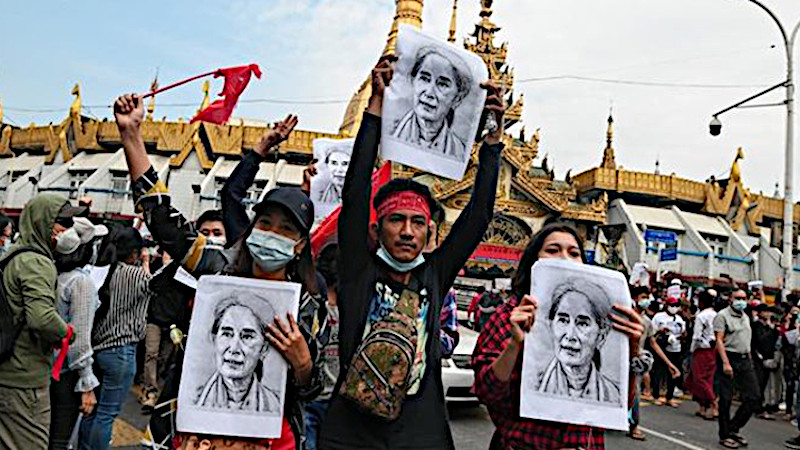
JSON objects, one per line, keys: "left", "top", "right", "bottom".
{"left": 0, "top": 246, "right": 48, "bottom": 271}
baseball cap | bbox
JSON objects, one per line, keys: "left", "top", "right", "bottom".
{"left": 670, "top": 278, "right": 682, "bottom": 286}
{"left": 55, "top": 202, "right": 89, "bottom": 227}
{"left": 665, "top": 296, "right": 680, "bottom": 305}
{"left": 253, "top": 187, "right": 314, "bottom": 234}
{"left": 72, "top": 217, "right": 109, "bottom": 244}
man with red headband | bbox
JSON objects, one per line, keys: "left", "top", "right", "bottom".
{"left": 319, "top": 56, "right": 505, "bottom": 450}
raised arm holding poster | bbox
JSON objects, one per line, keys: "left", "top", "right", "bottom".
{"left": 177, "top": 275, "right": 301, "bottom": 439}
{"left": 520, "top": 259, "right": 632, "bottom": 431}
{"left": 381, "top": 25, "right": 488, "bottom": 180}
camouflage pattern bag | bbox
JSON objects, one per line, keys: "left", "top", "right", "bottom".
{"left": 340, "top": 288, "right": 420, "bottom": 421}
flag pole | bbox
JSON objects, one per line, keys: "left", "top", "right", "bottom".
{"left": 141, "top": 70, "right": 217, "bottom": 98}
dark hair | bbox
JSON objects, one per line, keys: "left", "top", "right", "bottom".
{"left": 55, "top": 243, "right": 94, "bottom": 273}
{"left": 410, "top": 46, "right": 472, "bottom": 126}
{"left": 316, "top": 243, "right": 339, "bottom": 288}
{"left": 0, "top": 213, "right": 11, "bottom": 233}
{"left": 373, "top": 178, "right": 438, "bottom": 222}
{"left": 196, "top": 209, "right": 223, "bottom": 229}
{"left": 630, "top": 286, "right": 650, "bottom": 299}
{"left": 96, "top": 225, "right": 143, "bottom": 266}
{"left": 476, "top": 286, "right": 486, "bottom": 294}
{"left": 227, "top": 204, "right": 319, "bottom": 295}
{"left": 698, "top": 290, "right": 715, "bottom": 310}
{"left": 511, "top": 222, "right": 586, "bottom": 300}
{"left": 548, "top": 279, "right": 610, "bottom": 369}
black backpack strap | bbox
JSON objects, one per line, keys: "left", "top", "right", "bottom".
{"left": 0, "top": 246, "right": 48, "bottom": 270}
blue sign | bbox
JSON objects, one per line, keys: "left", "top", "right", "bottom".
{"left": 644, "top": 229, "right": 677, "bottom": 244}
{"left": 660, "top": 247, "right": 678, "bottom": 262}
{"left": 584, "top": 250, "right": 596, "bottom": 264}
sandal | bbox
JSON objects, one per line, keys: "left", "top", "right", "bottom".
{"left": 729, "top": 432, "right": 748, "bottom": 447}
{"left": 719, "top": 438, "right": 741, "bottom": 449}
{"left": 627, "top": 428, "right": 646, "bottom": 441}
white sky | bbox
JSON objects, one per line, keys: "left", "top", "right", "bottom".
{"left": 1, "top": 0, "right": 798, "bottom": 200}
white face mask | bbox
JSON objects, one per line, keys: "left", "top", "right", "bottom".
{"left": 206, "top": 236, "right": 227, "bottom": 247}
{"left": 667, "top": 306, "right": 681, "bottom": 315}
{"left": 376, "top": 244, "right": 425, "bottom": 273}
{"left": 55, "top": 228, "right": 81, "bottom": 254}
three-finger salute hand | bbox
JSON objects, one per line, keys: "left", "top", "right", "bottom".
{"left": 256, "top": 114, "right": 299, "bottom": 156}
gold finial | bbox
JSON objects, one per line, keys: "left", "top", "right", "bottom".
{"left": 0, "top": 96, "right": 4, "bottom": 125}
{"left": 147, "top": 71, "right": 159, "bottom": 120}
{"left": 731, "top": 147, "right": 744, "bottom": 183}
{"left": 198, "top": 80, "right": 211, "bottom": 114}
{"left": 383, "top": 0, "right": 424, "bottom": 56}
{"left": 601, "top": 110, "right": 616, "bottom": 169}
{"left": 448, "top": 0, "right": 458, "bottom": 43}
{"left": 69, "top": 83, "right": 81, "bottom": 118}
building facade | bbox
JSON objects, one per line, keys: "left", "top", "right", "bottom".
{"left": 1, "top": 0, "right": 798, "bottom": 293}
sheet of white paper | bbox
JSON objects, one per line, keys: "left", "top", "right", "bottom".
{"left": 87, "top": 265, "right": 110, "bottom": 293}
{"left": 309, "top": 138, "right": 354, "bottom": 220}
{"left": 174, "top": 266, "right": 198, "bottom": 290}
{"left": 177, "top": 275, "right": 301, "bottom": 439}
{"left": 520, "top": 259, "right": 631, "bottom": 431}
{"left": 381, "top": 25, "right": 488, "bottom": 180}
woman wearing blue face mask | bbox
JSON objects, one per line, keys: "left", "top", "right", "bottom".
{"left": 113, "top": 94, "right": 327, "bottom": 450}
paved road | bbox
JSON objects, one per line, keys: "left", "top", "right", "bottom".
{"left": 449, "top": 397, "right": 799, "bottom": 450}
{"left": 115, "top": 393, "right": 798, "bottom": 449}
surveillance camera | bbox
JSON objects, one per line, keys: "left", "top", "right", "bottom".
{"left": 709, "top": 117, "right": 722, "bottom": 136}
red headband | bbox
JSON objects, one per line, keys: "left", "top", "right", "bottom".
{"left": 376, "top": 191, "right": 431, "bottom": 222}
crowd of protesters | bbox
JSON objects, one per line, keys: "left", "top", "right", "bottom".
{"left": 0, "top": 55, "right": 799, "bottom": 450}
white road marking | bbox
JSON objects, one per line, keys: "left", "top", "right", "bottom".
{"left": 639, "top": 426, "right": 709, "bottom": 450}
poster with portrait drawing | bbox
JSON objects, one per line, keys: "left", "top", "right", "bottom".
{"left": 520, "top": 259, "right": 631, "bottom": 431}
{"left": 177, "top": 275, "right": 301, "bottom": 438}
{"left": 381, "top": 25, "right": 488, "bottom": 180}
{"left": 310, "top": 138, "right": 354, "bottom": 219}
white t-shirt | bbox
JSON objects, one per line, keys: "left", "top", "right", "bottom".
{"left": 691, "top": 308, "right": 717, "bottom": 352}
{"left": 652, "top": 311, "right": 686, "bottom": 353}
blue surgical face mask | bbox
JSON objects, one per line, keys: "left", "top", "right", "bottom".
{"left": 246, "top": 229, "right": 298, "bottom": 273}
{"left": 638, "top": 299, "right": 652, "bottom": 309}
{"left": 732, "top": 299, "right": 748, "bottom": 312}
{"left": 1, "top": 238, "right": 11, "bottom": 252}
{"left": 376, "top": 244, "right": 425, "bottom": 273}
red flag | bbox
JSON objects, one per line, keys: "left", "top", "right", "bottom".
{"left": 191, "top": 64, "right": 262, "bottom": 124}
{"left": 311, "top": 162, "right": 392, "bottom": 256}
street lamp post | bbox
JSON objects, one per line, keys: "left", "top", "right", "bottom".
{"left": 710, "top": 1, "right": 799, "bottom": 300}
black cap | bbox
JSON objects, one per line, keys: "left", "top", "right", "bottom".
{"left": 55, "top": 202, "right": 89, "bottom": 227}
{"left": 253, "top": 188, "right": 314, "bottom": 234}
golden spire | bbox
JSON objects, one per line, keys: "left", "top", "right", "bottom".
{"left": 69, "top": 83, "right": 81, "bottom": 118}
{"left": 146, "top": 71, "right": 159, "bottom": 120}
{"left": 448, "top": 0, "right": 458, "bottom": 43}
{"left": 601, "top": 110, "right": 616, "bottom": 169}
{"left": 731, "top": 147, "right": 744, "bottom": 183}
{"left": 197, "top": 80, "right": 211, "bottom": 114}
{"left": 383, "top": 0, "right": 424, "bottom": 56}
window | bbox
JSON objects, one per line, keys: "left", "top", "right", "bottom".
{"left": 111, "top": 175, "right": 129, "bottom": 199}
{"left": 68, "top": 171, "right": 92, "bottom": 199}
